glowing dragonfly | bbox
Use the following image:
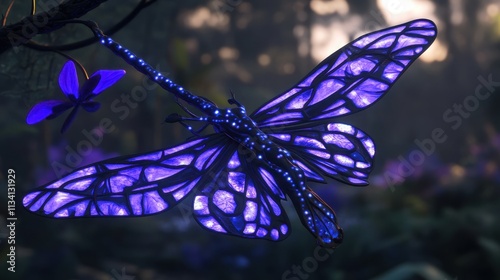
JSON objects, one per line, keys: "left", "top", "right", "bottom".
{"left": 23, "top": 19, "right": 437, "bottom": 248}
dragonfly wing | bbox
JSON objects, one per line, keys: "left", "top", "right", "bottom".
{"left": 22, "top": 134, "right": 229, "bottom": 218}
{"left": 251, "top": 19, "right": 437, "bottom": 128}
{"left": 266, "top": 123, "right": 375, "bottom": 185}
{"left": 193, "top": 147, "right": 291, "bottom": 241}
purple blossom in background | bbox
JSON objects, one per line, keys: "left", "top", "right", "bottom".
{"left": 26, "top": 61, "right": 126, "bottom": 133}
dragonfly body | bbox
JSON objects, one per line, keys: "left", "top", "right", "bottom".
{"left": 99, "top": 36, "right": 219, "bottom": 116}
{"left": 23, "top": 19, "right": 437, "bottom": 248}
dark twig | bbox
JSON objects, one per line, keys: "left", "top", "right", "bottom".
{"left": 52, "top": 50, "right": 89, "bottom": 79}
{"left": 31, "top": 0, "right": 36, "bottom": 16}
{"left": 26, "top": 0, "right": 157, "bottom": 52}
{"left": 2, "top": 0, "right": 16, "bottom": 27}
{"left": 0, "top": 0, "right": 109, "bottom": 55}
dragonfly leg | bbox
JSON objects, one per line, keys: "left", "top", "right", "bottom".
{"left": 185, "top": 123, "right": 211, "bottom": 140}
{"left": 228, "top": 89, "right": 243, "bottom": 107}
{"left": 194, "top": 123, "right": 210, "bottom": 134}
{"left": 175, "top": 98, "right": 199, "bottom": 118}
{"left": 164, "top": 113, "right": 201, "bottom": 136}
{"left": 164, "top": 113, "right": 212, "bottom": 137}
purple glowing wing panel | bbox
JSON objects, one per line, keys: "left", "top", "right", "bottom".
{"left": 193, "top": 148, "right": 291, "bottom": 241}
{"left": 22, "top": 135, "right": 227, "bottom": 218}
{"left": 251, "top": 19, "right": 437, "bottom": 128}
{"left": 267, "top": 123, "right": 375, "bottom": 185}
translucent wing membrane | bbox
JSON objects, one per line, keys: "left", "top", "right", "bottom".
{"left": 251, "top": 19, "right": 437, "bottom": 128}
{"left": 193, "top": 148, "right": 291, "bottom": 241}
{"left": 22, "top": 135, "right": 228, "bottom": 218}
{"left": 266, "top": 123, "right": 375, "bottom": 185}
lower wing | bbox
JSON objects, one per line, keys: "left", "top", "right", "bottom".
{"left": 193, "top": 148, "right": 291, "bottom": 241}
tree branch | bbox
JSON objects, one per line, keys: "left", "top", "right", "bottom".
{"left": 26, "top": 0, "right": 157, "bottom": 52}
{"left": 0, "top": 0, "right": 109, "bottom": 55}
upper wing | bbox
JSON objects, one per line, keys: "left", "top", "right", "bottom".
{"left": 251, "top": 19, "right": 437, "bottom": 128}
{"left": 192, "top": 147, "right": 291, "bottom": 241}
{"left": 22, "top": 134, "right": 230, "bottom": 218}
{"left": 267, "top": 123, "right": 375, "bottom": 186}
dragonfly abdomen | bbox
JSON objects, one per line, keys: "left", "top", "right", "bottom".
{"left": 245, "top": 132, "right": 344, "bottom": 248}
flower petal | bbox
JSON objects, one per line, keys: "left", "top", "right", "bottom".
{"left": 82, "top": 101, "right": 101, "bottom": 112}
{"left": 90, "top": 69, "right": 126, "bottom": 95}
{"left": 26, "top": 100, "right": 73, "bottom": 124}
{"left": 79, "top": 75, "right": 101, "bottom": 101}
{"left": 46, "top": 102, "right": 75, "bottom": 119}
{"left": 59, "top": 61, "right": 80, "bottom": 100}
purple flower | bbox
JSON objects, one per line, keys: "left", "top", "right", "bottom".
{"left": 26, "top": 61, "right": 126, "bottom": 133}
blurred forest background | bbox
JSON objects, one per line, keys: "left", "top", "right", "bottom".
{"left": 1, "top": 0, "right": 500, "bottom": 279}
